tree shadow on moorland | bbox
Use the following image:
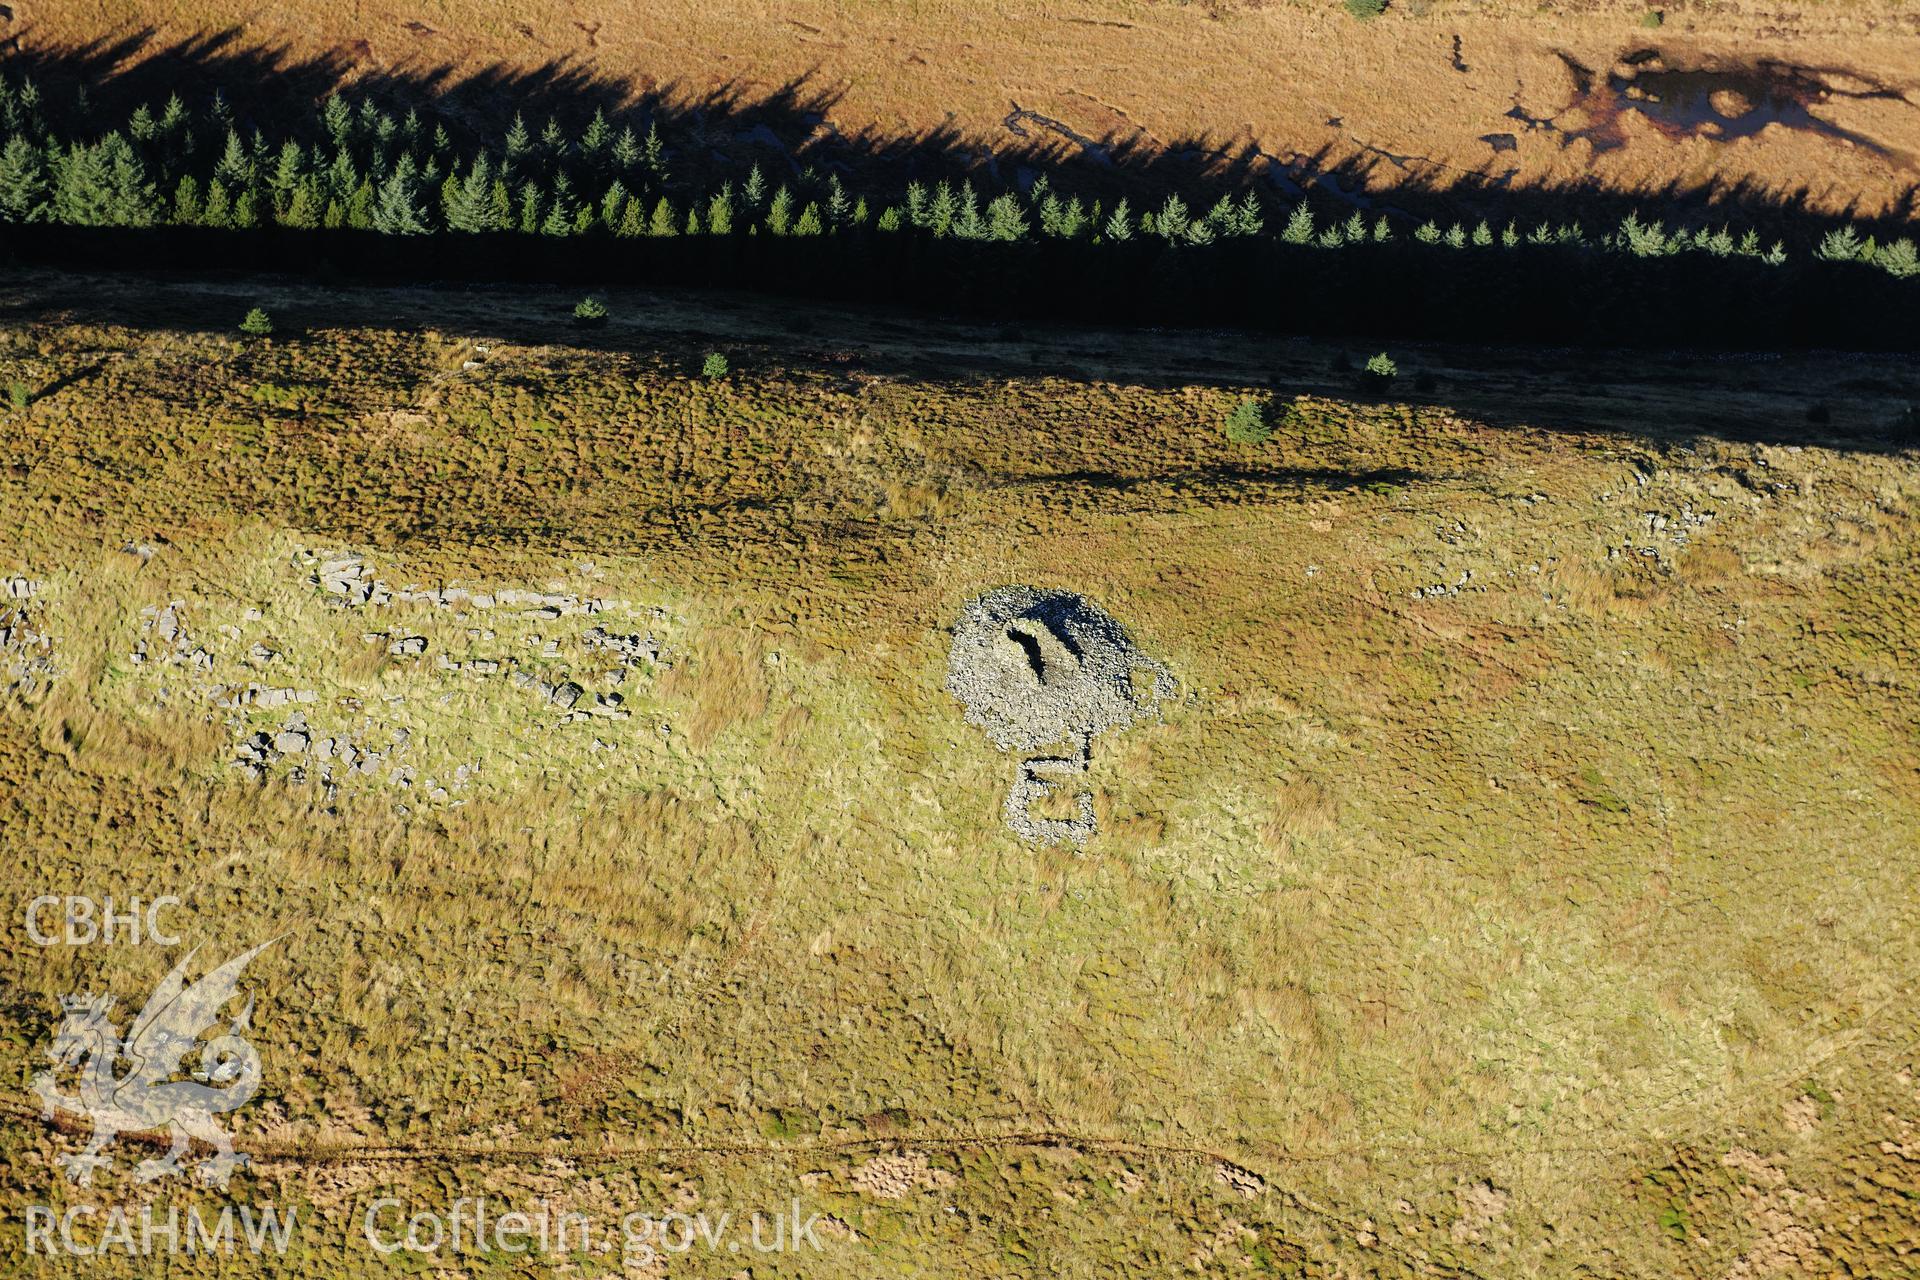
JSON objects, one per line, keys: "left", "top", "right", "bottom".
{"left": 5, "top": 24, "right": 1917, "bottom": 242}
{"left": 1, "top": 26, "right": 1919, "bottom": 452}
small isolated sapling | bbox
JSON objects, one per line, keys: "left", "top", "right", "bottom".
{"left": 1223, "top": 397, "right": 1271, "bottom": 445}
{"left": 239, "top": 307, "right": 273, "bottom": 337}
{"left": 702, "top": 352, "right": 729, "bottom": 380}
{"left": 1363, "top": 353, "right": 1398, "bottom": 387}
{"left": 573, "top": 295, "right": 609, "bottom": 327}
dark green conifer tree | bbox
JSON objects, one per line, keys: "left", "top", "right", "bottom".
{"left": 322, "top": 95, "right": 352, "bottom": 146}
{"left": 518, "top": 182, "right": 541, "bottom": 234}
{"left": 372, "top": 154, "right": 429, "bottom": 233}
{"left": 170, "top": 174, "right": 201, "bottom": 225}
{"left": 267, "top": 139, "right": 305, "bottom": 215}
{"left": 213, "top": 128, "right": 252, "bottom": 188}
{"left": 540, "top": 174, "right": 578, "bottom": 235}
{"left": 767, "top": 186, "right": 793, "bottom": 235}
{"left": 599, "top": 178, "right": 629, "bottom": 231}
{"left": 612, "top": 126, "right": 641, "bottom": 172}
{"left": 99, "top": 132, "right": 157, "bottom": 225}
{"left": 647, "top": 196, "right": 677, "bottom": 237}
{"left": 0, "top": 136, "right": 48, "bottom": 222}
{"left": 927, "top": 182, "right": 956, "bottom": 236}
{"left": 615, "top": 197, "right": 644, "bottom": 237}
{"left": 345, "top": 179, "right": 375, "bottom": 229}
{"left": 281, "top": 177, "right": 321, "bottom": 229}
{"left": 201, "top": 178, "right": 232, "bottom": 228}
{"left": 953, "top": 183, "right": 984, "bottom": 239}
{"left": 445, "top": 154, "right": 500, "bottom": 232}
{"left": 642, "top": 122, "right": 666, "bottom": 183}
{"left": 504, "top": 114, "right": 532, "bottom": 179}
{"left": 706, "top": 186, "right": 734, "bottom": 235}
{"left": 986, "top": 193, "right": 1027, "bottom": 241}
{"left": 325, "top": 149, "right": 359, "bottom": 207}
{"left": 51, "top": 140, "right": 113, "bottom": 225}
{"left": 581, "top": 109, "right": 612, "bottom": 168}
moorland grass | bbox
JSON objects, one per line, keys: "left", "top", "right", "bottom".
{"left": 1, "top": 281, "right": 1918, "bottom": 1277}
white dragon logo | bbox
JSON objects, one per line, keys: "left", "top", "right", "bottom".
{"left": 31, "top": 942, "right": 274, "bottom": 1189}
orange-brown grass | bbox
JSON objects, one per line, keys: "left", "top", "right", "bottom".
{"left": 18, "top": 0, "right": 1920, "bottom": 221}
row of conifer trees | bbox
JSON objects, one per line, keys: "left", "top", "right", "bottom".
{"left": 1, "top": 75, "right": 1914, "bottom": 278}
{"left": 2, "top": 74, "right": 1916, "bottom": 346}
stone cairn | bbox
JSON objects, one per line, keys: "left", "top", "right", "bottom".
{"left": 945, "top": 586, "right": 1174, "bottom": 846}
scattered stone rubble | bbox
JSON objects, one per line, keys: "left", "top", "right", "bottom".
{"left": 946, "top": 586, "right": 1175, "bottom": 847}
{"left": 502, "top": 668, "right": 632, "bottom": 723}
{"left": 583, "top": 625, "right": 662, "bottom": 666}
{"left": 131, "top": 600, "right": 214, "bottom": 670}
{"left": 213, "top": 684, "right": 318, "bottom": 709}
{"left": 2, "top": 577, "right": 55, "bottom": 695}
{"left": 307, "top": 551, "right": 625, "bottom": 617}
{"left": 1410, "top": 570, "right": 1476, "bottom": 600}
{"left": 562, "top": 690, "right": 630, "bottom": 724}
{"left": 108, "top": 555, "right": 678, "bottom": 803}
{"left": 232, "top": 711, "right": 466, "bottom": 802}
{"left": 315, "top": 555, "right": 391, "bottom": 607}
{"left": 1610, "top": 502, "right": 1717, "bottom": 567}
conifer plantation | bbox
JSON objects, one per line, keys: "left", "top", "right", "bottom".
{"left": 0, "top": 73, "right": 1915, "bottom": 346}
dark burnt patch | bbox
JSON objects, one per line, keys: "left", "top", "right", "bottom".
{"left": 1538, "top": 50, "right": 1913, "bottom": 164}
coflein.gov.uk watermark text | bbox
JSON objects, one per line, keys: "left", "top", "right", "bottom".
{"left": 363, "top": 1197, "right": 827, "bottom": 1263}
{"left": 21, "top": 1199, "right": 830, "bottom": 1262}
